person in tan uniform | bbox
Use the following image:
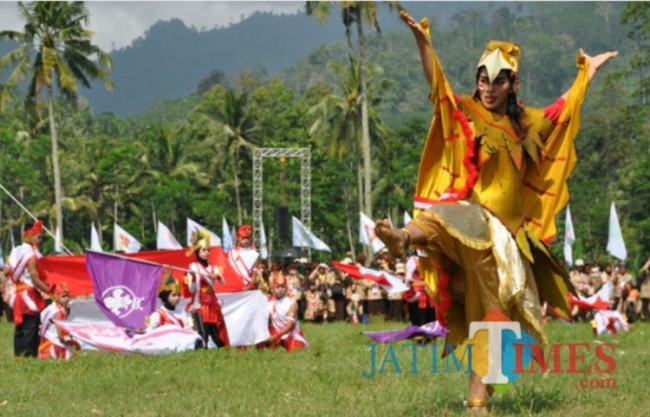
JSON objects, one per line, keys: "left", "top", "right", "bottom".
{"left": 639, "top": 257, "right": 650, "bottom": 321}
{"left": 302, "top": 280, "right": 325, "bottom": 322}
{"left": 569, "top": 259, "right": 589, "bottom": 293}
{"left": 386, "top": 262, "right": 406, "bottom": 321}
{"left": 615, "top": 263, "right": 635, "bottom": 312}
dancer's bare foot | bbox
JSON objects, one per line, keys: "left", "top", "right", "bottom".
{"left": 374, "top": 219, "right": 409, "bottom": 258}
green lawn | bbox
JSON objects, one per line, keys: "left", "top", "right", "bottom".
{"left": 1, "top": 317, "right": 649, "bottom": 416}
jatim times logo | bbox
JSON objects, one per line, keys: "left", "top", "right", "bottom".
{"left": 363, "top": 320, "right": 617, "bottom": 390}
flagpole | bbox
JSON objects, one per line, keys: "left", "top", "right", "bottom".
{"left": 0, "top": 183, "right": 73, "bottom": 255}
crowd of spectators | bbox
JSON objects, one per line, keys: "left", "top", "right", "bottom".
{"left": 258, "top": 251, "right": 435, "bottom": 326}
{"left": 566, "top": 256, "right": 650, "bottom": 323}
{"left": 3, "top": 250, "right": 649, "bottom": 329}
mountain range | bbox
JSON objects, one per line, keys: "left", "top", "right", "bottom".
{"left": 0, "top": 2, "right": 488, "bottom": 116}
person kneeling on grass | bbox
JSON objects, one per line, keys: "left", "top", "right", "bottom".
{"left": 38, "top": 283, "right": 79, "bottom": 360}
{"left": 264, "top": 274, "right": 308, "bottom": 352}
{"left": 147, "top": 274, "right": 192, "bottom": 330}
{"left": 146, "top": 274, "right": 203, "bottom": 349}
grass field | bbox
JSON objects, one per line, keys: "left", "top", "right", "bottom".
{"left": 1, "top": 317, "right": 649, "bottom": 417}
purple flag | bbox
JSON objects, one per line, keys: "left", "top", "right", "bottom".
{"left": 363, "top": 321, "right": 449, "bottom": 343}
{"left": 86, "top": 251, "right": 161, "bottom": 330}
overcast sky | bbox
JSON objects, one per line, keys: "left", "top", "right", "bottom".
{"left": 0, "top": 1, "right": 304, "bottom": 51}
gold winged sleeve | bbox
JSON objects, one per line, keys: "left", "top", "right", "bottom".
{"left": 413, "top": 18, "right": 477, "bottom": 214}
{"left": 521, "top": 55, "right": 590, "bottom": 243}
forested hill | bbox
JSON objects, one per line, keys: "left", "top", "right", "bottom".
{"left": 67, "top": 2, "right": 488, "bottom": 115}
{"left": 0, "top": 2, "right": 630, "bottom": 118}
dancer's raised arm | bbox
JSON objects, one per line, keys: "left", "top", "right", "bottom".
{"left": 400, "top": 10, "right": 433, "bottom": 86}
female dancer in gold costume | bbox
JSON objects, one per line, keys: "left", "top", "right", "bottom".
{"left": 376, "top": 10, "right": 618, "bottom": 414}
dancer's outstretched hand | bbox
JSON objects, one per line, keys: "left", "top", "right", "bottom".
{"left": 580, "top": 48, "right": 618, "bottom": 80}
{"left": 400, "top": 10, "right": 428, "bottom": 46}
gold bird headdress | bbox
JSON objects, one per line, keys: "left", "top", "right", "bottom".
{"left": 477, "top": 40, "right": 521, "bottom": 86}
{"left": 185, "top": 228, "right": 211, "bottom": 257}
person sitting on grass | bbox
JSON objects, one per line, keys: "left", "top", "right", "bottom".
{"left": 264, "top": 273, "right": 308, "bottom": 352}
{"left": 147, "top": 274, "right": 192, "bottom": 331}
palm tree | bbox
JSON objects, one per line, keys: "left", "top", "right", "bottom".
{"left": 306, "top": 1, "right": 401, "bottom": 220}
{"left": 308, "top": 56, "right": 392, "bottom": 255}
{"left": 0, "top": 1, "right": 114, "bottom": 242}
{"left": 141, "top": 123, "right": 210, "bottom": 231}
{"left": 195, "top": 87, "right": 260, "bottom": 225}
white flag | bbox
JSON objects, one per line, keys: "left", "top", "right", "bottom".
{"left": 292, "top": 216, "right": 331, "bottom": 252}
{"left": 404, "top": 211, "right": 412, "bottom": 227}
{"left": 260, "top": 221, "right": 268, "bottom": 259}
{"left": 359, "top": 212, "right": 385, "bottom": 253}
{"left": 55, "top": 227, "right": 63, "bottom": 253}
{"left": 156, "top": 221, "right": 182, "bottom": 250}
{"left": 563, "top": 205, "right": 575, "bottom": 266}
{"left": 114, "top": 223, "right": 142, "bottom": 253}
{"left": 222, "top": 217, "right": 234, "bottom": 251}
{"left": 186, "top": 218, "right": 221, "bottom": 247}
{"left": 90, "top": 223, "right": 103, "bottom": 252}
{"left": 606, "top": 202, "right": 627, "bottom": 261}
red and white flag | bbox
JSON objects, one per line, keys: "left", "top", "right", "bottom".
{"left": 113, "top": 223, "right": 141, "bottom": 253}
{"left": 569, "top": 281, "right": 612, "bottom": 310}
{"left": 54, "top": 322, "right": 201, "bottom": 354}
{"left": 359, "top": 212, "right": 385, "bottom": 253}
{"left": 56, "top": 290, "right": 269, "bottom": 351}
{"left": 333, "top": 261, "right": 408, "bottom": 295}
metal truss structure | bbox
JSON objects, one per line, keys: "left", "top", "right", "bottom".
{"left": 252, "top": 148, "right": 311, "bottom": 258}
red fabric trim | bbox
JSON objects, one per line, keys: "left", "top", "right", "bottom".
{"left": 13, "top": 284, "right": 45, "bottom": 325}
{"left": 445, "top": 109, "right": 478, "bottom": 202}
{"left": 522, "top": 180, "right": 557, "bottom": 198}
{"left": 548, "top": 304, "right": 571, "bottom": 323}
{"left": 543, "top": 235, "right": 555, "bottom": 245}
{"left": 464, "top": 99, "right": 518, "bottom": 140}
{"left": 444, "top": 133, "right": 460, "bottom": 142}
{"left": 441, "top": 166, "right": 461, "bottom": 179}
{"left": 433, "top": 266, "right": 451, "bottom": 328}
{"left": 543, "top": 97, "right": 566, "bottom": 124}
{"left": 540, "top": 151, "right": 567, "bottom": 163}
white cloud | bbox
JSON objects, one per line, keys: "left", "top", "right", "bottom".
{"left": 0, "top": 1, "right": 303, "bottom": 51}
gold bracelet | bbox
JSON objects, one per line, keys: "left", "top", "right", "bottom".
{"left": 400, "top": 227, "right": 412, "bottom": 248}
{"left": 466, "top": 399, "right": 487, "bottom": 408}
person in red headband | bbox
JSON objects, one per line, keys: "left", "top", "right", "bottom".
{"left": 229, "top": 224, "right": 261, "bottom": 290}
{"left": 264, "top": 273, "right": 308, "bottom": 352}
{"left": 38, "top": 283, "right": 78, "bottom": 360}
{"left": 3, "top": 220, "right": 49, "bottom": 357}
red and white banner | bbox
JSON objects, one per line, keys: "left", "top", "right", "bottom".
{"left": 569, "top": 281, "right": 612, "bottom": 310}
{"left": 359, "top": 212, "right": 385, "bottom": 253}
{"left": 56, "top": 290, "right": 270, "bottom": 352}
{"left": 54, "top": 322, "right": 201, "bottom": 354}
{"left": 39, "top": 247, "right": 251, "bottom": 297}
{"left": 332, "top": 261, "right": 408, "bottom": 295}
